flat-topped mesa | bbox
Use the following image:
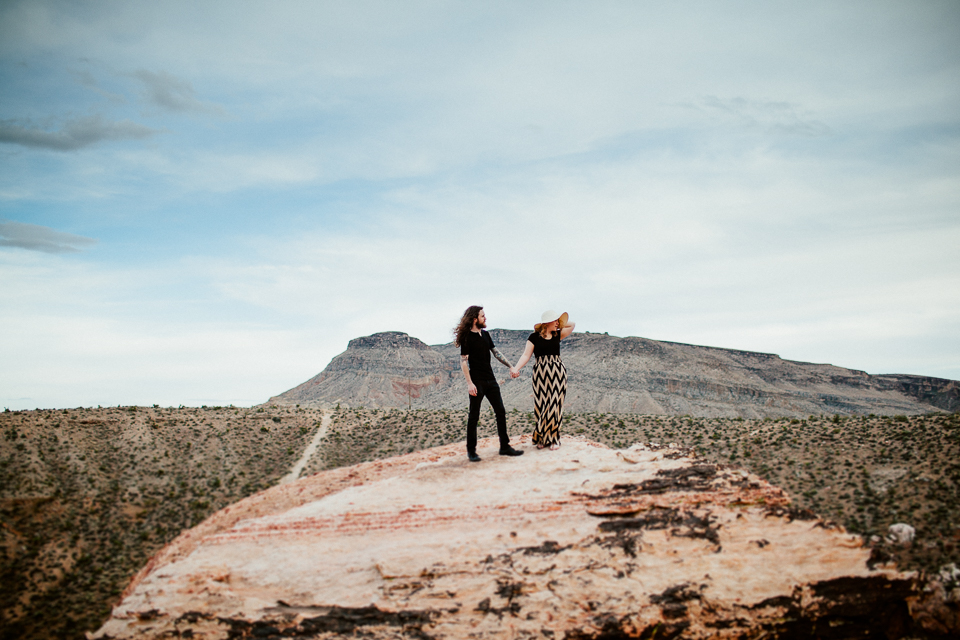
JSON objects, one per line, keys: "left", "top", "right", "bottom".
{"left": 268, "top": 329, "right": 957, "bottom": 417}
{"left": 330, "top": 332, "right": 445, "bottom": 375}
{"left": 269, "top": 332, "right": 454, "bottom": 408}
{"left": 346, "top": 331, "right": 432, "bottom": 351}
{"left": 93, "top": 438, "right": 955, "bottom": 639}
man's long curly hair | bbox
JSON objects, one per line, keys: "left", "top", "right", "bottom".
{"left": 454, "top": 305, "right": 483, "bottom": 347}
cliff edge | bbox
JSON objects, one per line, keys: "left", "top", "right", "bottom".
{"left": 91, "top": 437, "right": 956, "bottom": 639}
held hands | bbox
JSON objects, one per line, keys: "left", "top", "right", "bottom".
{"left": 510, "top": 367, "right": 520, "bottom": 379}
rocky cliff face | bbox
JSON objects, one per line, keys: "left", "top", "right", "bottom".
{"left": 269, "top": 330, "right": 958, "bottom": 417}
{"left": 279, "top": 332, "right": 449, "bottom": 410}
{"left": 92, "top": 437, "right": 956, "bottom": 639}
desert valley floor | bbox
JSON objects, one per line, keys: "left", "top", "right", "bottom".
{"left": 2, "top": 405, "right": 959, "bottom": 639}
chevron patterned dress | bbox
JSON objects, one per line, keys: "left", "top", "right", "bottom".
{"left": 531, "top": 354, "right": 567, "bottom": 447}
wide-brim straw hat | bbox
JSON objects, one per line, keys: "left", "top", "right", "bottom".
{"left": 535, "top": 309, "right": 568, "bottom": 332}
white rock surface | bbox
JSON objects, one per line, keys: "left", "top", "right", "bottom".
{"left": 887, "top": 523, "right": 916, "bottom": 545}
{"left": 92, "top": 437, "right": 917, "bottom": 639}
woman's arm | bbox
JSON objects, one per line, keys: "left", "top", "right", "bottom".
{"left": 560, "top": 320, "right": 576, "bottom": 340}
{"left": 512, "top": 341, "right": 535, "bottom": 376}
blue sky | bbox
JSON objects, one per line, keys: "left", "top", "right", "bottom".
{"left": 1, "top": 1, "right": 958, "bottom": 410}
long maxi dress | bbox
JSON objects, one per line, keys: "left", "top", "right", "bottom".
{"left": 529, "top": 331, "right": 567, "bottom": 447}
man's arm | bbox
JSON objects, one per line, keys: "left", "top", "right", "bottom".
{"left": 491, "top": 346, "right": 513, "bottom": 370}
{"left": 461, "top": 355, "right": 477, "bottom": 396}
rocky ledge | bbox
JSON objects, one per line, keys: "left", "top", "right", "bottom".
{"left": 93, "top": 438, "right": 956, "bottom": 639}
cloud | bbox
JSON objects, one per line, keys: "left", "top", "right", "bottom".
{"left": 133, "top": 69, "right": 225, "bottom": 115}
{"left": 0, "top": 220, "right": 97, "bottom": 253}
{"left": 71, "top": 67, "right": 126, "bottom": 103}
{"left": 0, "top": 253, "right": 333, "bottom": 408}
{"left": 0, "top": 114, "right": 159, "bottom": 151}
{"left": 0, "top": 1, "right": 957, "bottom": 410}
{"left": 690, "top": 96, "right": 832, "bottom": 137}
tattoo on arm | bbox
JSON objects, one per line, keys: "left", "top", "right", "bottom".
{"left": 491, "top": 347, "right": 511, "bottom": 369}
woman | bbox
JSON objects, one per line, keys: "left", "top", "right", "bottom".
{"left": 512, "top": 310, "right": 576, "bottom": 450}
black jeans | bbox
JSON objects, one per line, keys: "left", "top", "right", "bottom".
{"left": 467, "top": 378, "right": 510, "bottom": 452}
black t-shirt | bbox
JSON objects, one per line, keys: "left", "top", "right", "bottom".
{"left": 528, "top": 331, "right": 561, "bottom": 357}
{"left": 460, "top": 330, "right": 497, "bottom": 382}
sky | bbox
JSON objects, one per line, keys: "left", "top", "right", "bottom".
{"left": 1, "top": 1, "right": 958, "bottom": 410}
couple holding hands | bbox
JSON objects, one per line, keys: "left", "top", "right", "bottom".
{"left": 454, "top": 305, "right": 575, "bottom": 462}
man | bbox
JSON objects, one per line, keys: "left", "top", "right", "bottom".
{"left": 454, "top": 305, "right": 524, "bottom": 462}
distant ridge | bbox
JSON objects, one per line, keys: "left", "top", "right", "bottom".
{"left": 268, "top": 330, "right": 958, "bottom": 417}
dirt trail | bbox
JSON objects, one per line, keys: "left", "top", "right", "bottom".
{"left": 279, "top": 410, "right": 331, "bottom": 484}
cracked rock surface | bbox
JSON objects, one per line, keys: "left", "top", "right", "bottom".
{"left": 93, "top": 437, "right": 920, "bottom": 639}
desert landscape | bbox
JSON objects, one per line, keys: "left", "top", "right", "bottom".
{"left": 6, "top": 2, "right": 958, "bottom": 638}
{"left": 2, "top": 402, "right": 959, "bottom": 638}
{"left": 0, "top": 404, "right": 323, "bottom": 640}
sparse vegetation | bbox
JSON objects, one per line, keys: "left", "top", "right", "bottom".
{"left": 2, "top": 405, "right": 957, "bottom": 640}
{"left": 0, "top": 405, "right": 321, "bottom": 640}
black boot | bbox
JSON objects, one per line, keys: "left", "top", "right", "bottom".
{"left": 468, "top": 451, "right": 481, "bottom": 462}
{"left": 499, "top": 445, "right": 524, "bottom": 456}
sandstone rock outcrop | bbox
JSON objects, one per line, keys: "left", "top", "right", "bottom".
{"left": 92, "top": 438, "right": 938, "bottom": 639}
{"left": 268, "top": 330, "right": 958, "bottom": 417}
